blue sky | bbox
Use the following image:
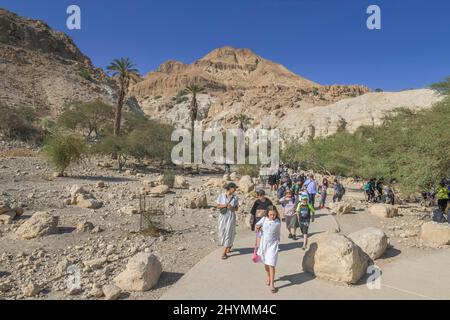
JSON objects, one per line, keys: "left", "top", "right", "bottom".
{"left": 2, "top": 0, "right": 450, "bottom": 91}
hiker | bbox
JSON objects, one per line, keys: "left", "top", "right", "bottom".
{"left": 376, "top": 177, "right": 384, "bottom": 202}
{"left": 255, "top": 205, "right": 281, "bottom": 294}
{"left": 363, "top": 180, "right": 371, "bottom": 201}
{"left": 216, "top": 182, "right": 239, "bottom": 260}
{"left": 304, "top": 174, "right": 318, "bottom": 208}
{"left": 319, "top": 177, "right": 329, "bottom": 209}
{"left": 333, "top": 179, "right": 345, "bottom": 203}
{"left": 268, "top": 174, "right": 277, "bottom": 192}
{"left": 384, "top": 182, "right": 396, "bottom": 205}
{"left": 279, "top": 189, "right": 299, "bottom": 240}
{"left": 277, "top": 183, "right": 288, "bottom": 200}
{"left": 250, "top": 190, "right": 273, "bottom": 231}
{"left": 436, "top": 179, "right": 449, "bottom": 214}
{"left": 296, "top": 195, "right": 315, "bottom": 250}
{"left": 368, "top": 178, "right": 376, "bottom": 202}
{"left": 291, "top": 180, "right": 302, "bottom": 202}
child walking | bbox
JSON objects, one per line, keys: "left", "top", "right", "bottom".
{"left": 279, "top": 190, "right": 299, "bottom": 240}
{"left": 255, "top": 205, "right": 281, "bottom": 294}
{"left": 296, "top": 195, "right": 315, "bottom": 250}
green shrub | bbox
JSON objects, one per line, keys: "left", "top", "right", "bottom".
{"left": 163, "top": 170, "right": 176, "bottom": 187}
{"left": 43, "top": 134, "right": 86, "bottom": 176}
{"left": 282, "top": 96, "right": 450, "bottom": 195}
{"left": 0, "top": 104, "right": 43, "bottom": 142}
{"left": 79, "top": 68, "right": 93, "bottom": 81}
{"left": 57, "top": 99, "right": 115, "bottom": 138}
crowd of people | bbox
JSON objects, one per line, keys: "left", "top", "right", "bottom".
{"left": 215, "top": 167, "right": 450, "bottom": 294}
{"left": 362, "top": 177, "right": 395, "bottom": 205}
{"left": 215, "top": 166, "right": 348, "bottom": 294}
{"left": 425, "top": 178, "right": 450, "bottom": 223}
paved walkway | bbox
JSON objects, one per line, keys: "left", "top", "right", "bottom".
{"left": 161, "top": 208, "right": 450, "bottom": 300}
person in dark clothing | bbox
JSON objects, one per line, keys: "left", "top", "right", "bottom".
{"left": 250, "top": 190, "right": 273, "bottom": 231}
{"left": 376, "top": 178, "right": 384, "bottom": 202}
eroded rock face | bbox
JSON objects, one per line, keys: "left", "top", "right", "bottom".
{"left": 302, "top": 234, "right": 368, "bottom": 284}
{"left": 114, "top": 253, "right": 162, "bottom": 292}
{"left": 420, "top": 222, "right": 450, "bottom": 247}
{"left": 16, "top": 211, "right": 59, "bottom": 240}
{"left": 348, "top": 227, "right": 389, "bottom": 260}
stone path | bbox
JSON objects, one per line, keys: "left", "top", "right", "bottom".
{"left": 161, "top": 208, "right": 450, "bottom": 300}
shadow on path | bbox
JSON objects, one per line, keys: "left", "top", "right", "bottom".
{"left": 276, "top": 272, "right": 315, "bottom": 290}
{"left": 155, "top": 272, "right": 185, "bottom": 289}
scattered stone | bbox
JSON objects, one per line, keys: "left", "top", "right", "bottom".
{"left": 369, "top": 204, "right": 399, "bottom": 218}
{"left": 97, "top": 181, "right": 105, "bottom": 188}
{"left": 102, "top": 284, "right": 122, "bottom": 300}
{"left": 329, "top": 202, "right": 354, "bottom": 215}
{"left": 238, "top": 175, "right": 255, "bottom": 193}
{"left": 83, "top": 257, "right": 107, "bottom": 270}
{"left": 16, "top": 211, "right": 59, "bottom": 240}
{"left": 302, "top": 233, "right": 368, "bottom": 284}
{"left": 89, "top": 284, "right": 104, "bottom": 298}
{"left": 183, "top": 192, "right": 208, "bottom": 209}
{"left": 22, "top": 282, "right": 40, "bottom": 297}
{"left": 114, "top": 252, "right": 162, "bottom": 292}
{"left": 348, "top": 227, "right": 388, "bottom": 260}
{"left": 149, "top": 185, "right": 170, "bottom": 196}
{"left": 420, "top": 222, "right": 450, "bottom": 247}
{"left": 173, "top": 176, "right": 189, "bottom": 189}
{"left": 75, "top": 221, "right": 94, "bottom": 233}
{"left": 73, "top": 194, "right": 103, "bottom": 209}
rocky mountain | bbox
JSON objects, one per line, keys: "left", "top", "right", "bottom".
{"left": 131, "top": 47, "right": 442, "bottom": 140}
{"left": 0, "top": 8, "right": 443, "bottom": 141}
{"left": 0, "top": 8, "right": 140, "bottom": 117}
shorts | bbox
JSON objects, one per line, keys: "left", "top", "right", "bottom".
{"left": 299, "top": 220, "right": 310, "bottom": 235}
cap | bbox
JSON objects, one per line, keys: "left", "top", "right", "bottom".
{"left": 225, "top": 182, "right": 238, "bottom": 190}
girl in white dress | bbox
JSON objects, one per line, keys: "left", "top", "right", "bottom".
{"left": 255, "top": 205, "right": 281, "bottom": 294}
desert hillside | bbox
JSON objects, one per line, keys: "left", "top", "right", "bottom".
{"left": 130, "top": 47, "right": 442, "bottom": 140}
{"left": 0, "top": 8, "right": 140, "bottom": 116}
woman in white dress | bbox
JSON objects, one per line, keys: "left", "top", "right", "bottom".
{"left": 216, "top": 182, "right": 239, "bottom": 260}
{"left": 255, "top": 205, "right": 281, "bottom": 293}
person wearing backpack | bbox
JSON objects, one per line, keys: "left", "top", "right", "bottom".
{"left": 296, "top": 195, "right": 315, "bottom": 250}
{"left": 304, "top": 174, "right": 318, "bottom": 209}
{"left": 333, "top": 179, "right": 345, "bottom": 203}
{"left": 436, "top": 178, "right": 449, "bottom": 214}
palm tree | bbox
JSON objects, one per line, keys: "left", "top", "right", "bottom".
{"left": 185, "top": 84, "right": 205, "bottom": 132}
{"left": 233, "top": 114, "right": 253, "bottom": 130}
{"left": 107, "top": 58, "right": 139, "bottom": 136}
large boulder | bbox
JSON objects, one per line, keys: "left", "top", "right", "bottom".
{"left": 302, "top": 233, "right": 368, "bottom": 284}
{"left": 16, "top": 212, "right": 59, "bottom": 239}
{"left": 348, "top": 227, "right": 388, "bottom": 260}
{"left": 420, "top": 222, "right": 450, "bottom": 247}
{"left": 238, "top": 175, "right": 255, "bottom": 193}
{"left": 369, "top": 204, "right": 399, "bottom": 218}
{"left": 329, "top": 202, "right": 353, "bottom": 216}
{"left": 114, "top": 253, "right": 162, "bottom": 292}
{"left": 183, "top": 192, "right": 208, "bottom": 209}
{"left": 173, "top": 176, "right": 189, "bottom": 189}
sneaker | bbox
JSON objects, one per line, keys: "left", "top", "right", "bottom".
{"left": 288, "top": 234, "right": 293, "bottom": 239}
{"left": 292, "top": 235, "right": 297, "bottom": 241}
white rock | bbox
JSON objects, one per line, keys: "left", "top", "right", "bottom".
{"left": 16, "top": 212, "right": 59, "bottom": 240}
{"left": 114, "top": 253, "right": 162, "bottom": 292}
{"left": 238, "top": 175, "right": 255, "bottom": 193}
{"left": 302, "top": 233, "right": 368, "bottom": 284}
{"left": 369, "top": 204, "right": 399, "bottom": 218}
{"left": 22, "top": 282, "right": 40, "bottom": 297}
{"left": 348, "top": 227, "right": 388, "bottom": 260}
{"left": 329, "top": 202, "right": 354, "bottom": 215}
{"left": 173, "top": 176, "right": 189, "bottom": 189}
{"left": 420, "top": 222, "right": 450, "bottom": 247}
{"left": 102, "top": 284, "right": 122, "bottom": 300}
